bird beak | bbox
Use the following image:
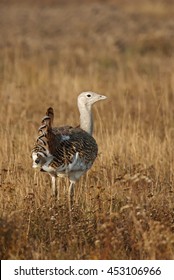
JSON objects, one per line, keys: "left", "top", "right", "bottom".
{"left": 99, "top": 95, "right": 107, "bottom": 100}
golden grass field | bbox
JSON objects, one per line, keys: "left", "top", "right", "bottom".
{"left": 0, "top": 0, "right": 174, "bottom": 259}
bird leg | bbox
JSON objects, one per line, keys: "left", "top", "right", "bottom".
{"left": 69, "top": 181, "right": 75, "bottom": 209}
{"left": 50, "top": 175, "right": 58, "bottom": 199}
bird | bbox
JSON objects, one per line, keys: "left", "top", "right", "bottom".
{"left": 31, "top": 91, "right": 107, "bottom": 206}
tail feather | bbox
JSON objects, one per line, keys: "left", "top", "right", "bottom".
{"left": 39, "top": 107, "right": 54, "bottom": 133}
{"left": 32, "top": 107, "right": 54, "bottom": 168}
{"left": 44, "top": 107, "right": 54, "bottom": 126}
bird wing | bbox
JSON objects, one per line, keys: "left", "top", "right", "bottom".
{"left": 47, "top": 126, "right": 98, "bottom": 171}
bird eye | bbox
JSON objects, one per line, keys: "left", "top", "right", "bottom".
{"left": 87, "top": 94, "right": 91, "bottom": 98}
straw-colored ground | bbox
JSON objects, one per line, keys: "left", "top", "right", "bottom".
{"left": 0, "top": 0, "right": 174, "bottom": 259}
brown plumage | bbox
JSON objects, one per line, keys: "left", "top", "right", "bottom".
{"left": 32, "top": 108, "right": 98, "bottom": 172}
{"left": 49, "top": 126, "right": 98, "bottom": 169}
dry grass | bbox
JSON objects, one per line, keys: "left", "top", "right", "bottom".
{"left": 0, "top": 0, "right": 174, "bottom": 259}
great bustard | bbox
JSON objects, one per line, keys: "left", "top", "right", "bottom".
{"left": 32, "top": 91, "right": 107, "bottom": 204}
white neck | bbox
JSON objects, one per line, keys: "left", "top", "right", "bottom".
{"left": 78, "top": 102, "right": 93, "bottom": 135}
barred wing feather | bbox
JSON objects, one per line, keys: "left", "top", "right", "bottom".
{"left": 47, "top": 126, "right": 98, "bottom": 172}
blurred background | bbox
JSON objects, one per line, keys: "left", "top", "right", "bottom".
{"left": 0, "top": 0, "right": 174, "bottom": 129}
{"left": 0, "top": 0, "right": 174, "bottom": 260}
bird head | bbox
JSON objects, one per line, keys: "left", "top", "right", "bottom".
{"left": 78, "top": 91, "right": 107, "bottom": 108}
